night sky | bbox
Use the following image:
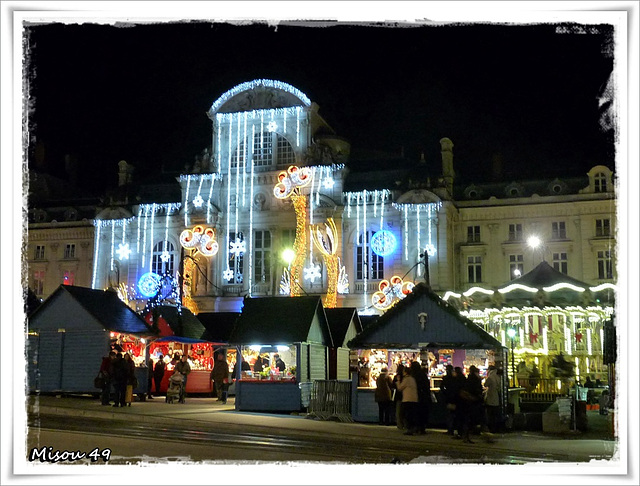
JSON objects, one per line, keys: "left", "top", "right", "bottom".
{"left": 24, "top": 18, "right": 617, "bottom": 193}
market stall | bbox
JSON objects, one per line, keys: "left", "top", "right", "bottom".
{"left": 348, "top": 282, "right": 507, "bottom": 425}
{"left": 144, "top": 305, "right": 224, "bottom": 394}
{"left": 325, "top": 307, "right": 362, "bottom": 380}
{"left": 27, "top": 285, "right": 154, "bottom": 394}
{"left": 229, "top": 295, "right": 333, "bottom": 412}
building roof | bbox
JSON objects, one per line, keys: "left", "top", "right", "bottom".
{"left": 325, "top": 307, "right": 362, "bottom": 347}
{"left": 198, "top": 312, "right": 240, "bottom": 343}
{"left": 29, "top": 285, "right": 152, "bottom": 335}
{"left": 349, "top": 282, "right": 504, "bottom": 350}
{"left": 229, "top": 296, "right": 333, "bottom": 346}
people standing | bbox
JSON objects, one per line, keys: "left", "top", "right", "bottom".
{"left": 392, "top": 364, "right": 405, "bottom": 430}
{"left": 374, "top": 367, "right": 393, "bottom": 426}
{"left": 410, "top": 361, "right": 431, "bottom": 435}
{"left": 440, "top": 364, "right": 457, "bottom": 435}
{"left": 123, "top": 353, "right": 137, "bottom": 406}
{"left": 396, "top": 365, "right": 419, "bottom": 435}
{"left": 460, "top": 365, "right": 485, "bottom": 443}
{"left": 451, "top": 367, "right": 466, "bottom": 438}
{"left": 175, "top": 354, "right": 191, "bottom": 400}
{"left": 146, "top": 355, "right": 154, "bottom": 399}
{"left": 274, "top": 353, "right": 286, "bottom": 372}
{"left": 153, "top": 355, "right": 165, "bottom": 397}
{"left": 109, "top": 353, "right": 129, "bottom": 407}
{"left": 484, "top": 365, "right": 501, "bottom": 434}
{"left": 99, "top": 351, "right": 116, "bottom": 405}
{"left": 211, "top": 353, "right": 229, "bottom": 402}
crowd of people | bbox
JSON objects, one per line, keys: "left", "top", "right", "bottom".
{"left": 374, "top": 361, "right": 503, "bottom": 442}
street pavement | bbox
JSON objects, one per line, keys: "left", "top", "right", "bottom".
{"left": 24, "top": 393, "right": 620, "bottom": 465}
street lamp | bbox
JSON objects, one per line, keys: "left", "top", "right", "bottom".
{"left": 527, "top": 235, "right": 545, "bottom": 263}
{"left": 507, "top": 327, "right": 517, "bottom": 387}
{"left": 281, "top": 248, "right": 295, "bottom": 269}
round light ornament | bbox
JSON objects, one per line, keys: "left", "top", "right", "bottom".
{"left": 138, "top": 272, "right": 161, "bottom": 298}
{"left": 370, "top": 230, "right": 397, "bottom": 257}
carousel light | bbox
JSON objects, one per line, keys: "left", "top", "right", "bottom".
{"left": 499, "top": 283, "right": 539, "bottom": 294}
{"left": 544, "top": 283, "right": 585, "bottom": 293}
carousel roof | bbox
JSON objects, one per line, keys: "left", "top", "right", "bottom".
{"left": 349, "top": 282, "right": 504, "bottom": 350}
{"left": 444, "top": 261, "right": 616, "bottom": 309}
{"left": 229, "top": 296, "right": 333, "bottom": 347}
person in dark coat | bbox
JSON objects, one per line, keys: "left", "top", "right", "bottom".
{"left": 109, "top": 353, "right": 129, "bottom": 407}
{"left": 460, "top": 365, "right": 485, "bottom": 443}
{"left": 153, "top": 355, "right": 166, "bottom": 397}
{"left": 274, "top": 354, "right": 286, "bottom": 372}
{"left": 211, "top": 353, "right": 229, "bottom": 402}
{"left": 392, "top": 364, "right": 405, "bottom": 430}
{"left": 99, "top": 351, "right": 116, "bottom": 405}
{"left": 440, "top": 364, "right": 457, "bottom": 435}
{"left": 410, "top": 361, "right": 431, "bottom": 434}
{"left": 374, "top": 367, "right": 393, "bottom": 426}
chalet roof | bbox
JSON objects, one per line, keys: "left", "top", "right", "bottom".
{"left": 229, "top": 296, "right": 333, "bottom": 346}
{"left": 29, "top": 285, "right": 152, "bottom": 335}
{"left": 325, "top": 307, "right": 362, "bottom": 347}
{"left": 349, "top": 282, "right": 503, "bottom": 350}
{"left": 149, "top": 305, "right": 207, "bottom": 340}
{"left": 198, "top": 312, "right": 240, "bottom": 343}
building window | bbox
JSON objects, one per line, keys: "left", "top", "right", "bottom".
{"left": 64, "top": 244, "right": 76, "bottom": 259}
{"left": 594, "top": 172, "right": 607, "bottom": 193}
{"left": 552, "top": 252, "right": 568, "bottom": 274}
{"left": 225, "top": 232, "right": 245, "bottom": 284}
{"left": 467, "top": 225, "right": 481, "bottom": 243}
{"left": 597, "top": 250, "right": 613, "bottom": 279}
{"left": 62, "top": 270, "right": 75, "bottom": 286}
{"left": 281, "top": 229, "right": 295, "bottom": 249}
{"left": 356, "top": 231, "right": 384, "bottom": 280}
{"left": 233, "top": 132, "right": 296, "bottom": 169}
{"left": 254, "top": 230, "right": 272, "bottom": 284}
{"left": 467, "top": 256, "right": 482, "bottom": 283}
{"left": 596, "top": 219, "right": 611, "bottom": 237}
{"left": 509, "top": 254, "right": 524, "bottom": 279}
{"left": 33, "top": 270, "right": 45, "bottom": 295}
{"left": 551, "top": 221, "right": 567, "bottom": 240}
{"left": 34, "top": 245, "right": 45, "bottom": 260}
{"left": 152, "top": 241, "right": 176, "bottom": 276}
{"left": 508, "top": 223, "right": 523, "bottom": 242}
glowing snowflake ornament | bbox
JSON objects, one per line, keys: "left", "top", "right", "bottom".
{"left": 229, "top": 239, "right": 246, "bottom": 257}
{"left": 160, "top": 250, "right": 171, "bottom": 262}
{"left": 192, "top": 195, "right": 204, "bottom": 208}
{"left": 424, "top": 243, "right": 437, "bottom": 257}
{"left": 116, "top": 243, "right": 132, "bottom": 260}
{"left": 304, "top": 264, "right": 322, "bottom": 283}
{"left": 223, "top": 268, "right": 234, "bottom": 281}
{"left": 267, "top": 121, "right": 277, "bottom": 132}
{"left": 322, "top": 177, "right": 335, "bottom": 189}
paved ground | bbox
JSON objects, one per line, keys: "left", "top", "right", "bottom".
{"left": 23, "top": 393, "right": 620, "bottom": 464}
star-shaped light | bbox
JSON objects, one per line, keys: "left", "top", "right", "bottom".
{"left": 229, "top": 239, "right": 246, "bottom": 257}
{"left": 160, "top": 250, "right": 171, "bottom": 262}
{"left": 116, "top": 243, "right": 132, "bottom": 260}
{"left": 322, "top": 177, "right": 335, "bottom": 189}
{"left": 223, "top": 268, "right": 234, "bottom": 281}
{"left": 192, "top": 195, "right": 204, "bottom": 208}
{"left": 267, "top": 121, "right": 277, "bottom": 132}
{"left": 304, "top": 264, "right": 322, "bottom": 283}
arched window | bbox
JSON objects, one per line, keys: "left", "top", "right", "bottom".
{"left": 232, "top": 132, "right": 295, "bottom": 169}
{"left": 355, "top": 230, "right": 384, "bottom": 280}
{"left": 594, "top": 172, "right": 607, "bottom": 193}
{"left": 152, "top": 241, "right": 176, "bottom": 276}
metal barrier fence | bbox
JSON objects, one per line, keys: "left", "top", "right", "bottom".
{"left": 308, "top": 380, "right": 353, "bottom": 422}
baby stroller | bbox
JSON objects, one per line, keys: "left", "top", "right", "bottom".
{"left": 166, "top": 371, "right": 185, "bottom": 404}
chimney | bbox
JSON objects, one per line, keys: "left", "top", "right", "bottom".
{"left": 440, "top": 137, "right": 454, "bottom": 194}
{"left": 118, "top": 160, "right": 134, "bottom": 187}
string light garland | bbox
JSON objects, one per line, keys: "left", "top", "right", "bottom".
{"left": 310, "top": 217, "right": 340, "bottom": 308}
{"left": 372, "top": 276, "right": 414, "bottom": 311}
{"left": 208, "top": 79, "right": 311, "bottom": 115}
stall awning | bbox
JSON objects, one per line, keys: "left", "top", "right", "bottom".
{"left": 153, "top": 336, "right": 226, "bottom": 345}
{"left": 349, "top": 282, "right": 504, "bottom": 350}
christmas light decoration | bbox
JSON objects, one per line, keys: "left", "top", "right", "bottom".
{"left": 160, "top": 250, "right": 171, "bottom": 263}
{"left": 310, "top": 217, "right": 340, "bottom": 308}
{"left": 184, "top": 175, "right": 191, "bottom": 226}
{"left": 303, "top": 264, "right": 322, "bottom": 283}
{"left": 91, "top": 223, "right": 101, "bottom": 289}
{"left": 110, "top": 220, "right": 115, "bottom": 271}
{"left": 267, "top": 120, "right": 277, "bottom": 132}
{"left": 208, "top": 79, "right": 311, "bottom": 115}
{"left": 337, "top": 257, "right": 349, "bottom": 295}
{"left": 543, "top": 283, "right": 585, "bottom": 293}
{"left": 193, "top": 194, "right": 204, "bottom": 208}
{"left": 279, "top": 268, "right": 291, "bottom": 295}
{"left": 323, "top": 177, "right": 335, "bottom": 189}
{"left": 372, "top": 276, "right": 414, "bottom": 310}
{"left": 230, "top": 239, "right": 246, "bottom": 257}
{"left": 590, "top": 283, "right": 616, "bottom": 292}
{"left": 138, "top": 272, "right": 162, "bottom": 298}
{"left": 223, "top": 268, "right": 234, "bottom": 281}
{"left": 116, "top": 243, "right": 131, "bottom": 261}
{"left": 370, "top": 230, "right": 397, "bottom": 257}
